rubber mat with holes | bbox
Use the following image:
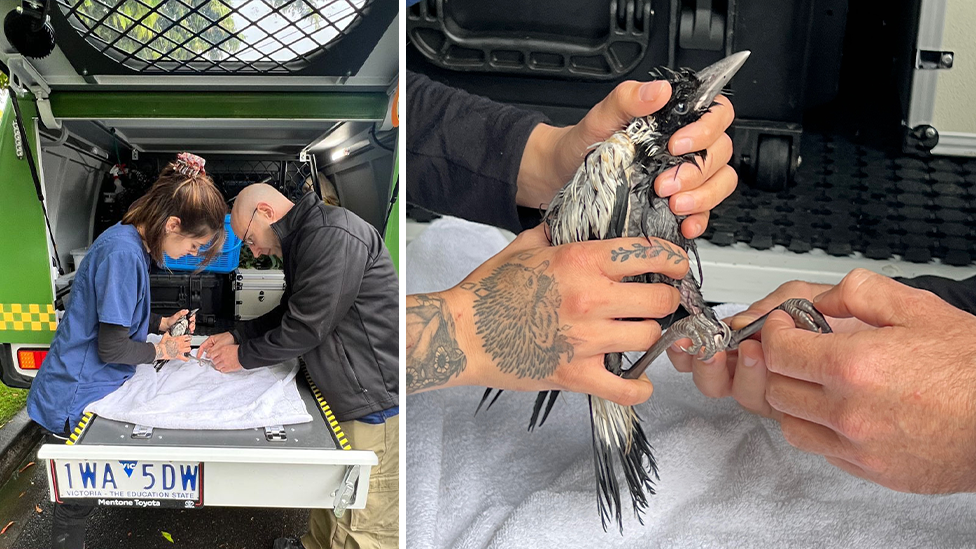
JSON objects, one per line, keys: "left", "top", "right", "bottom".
{"left": 704, "top": 134, "right": 976, "bottom": 266}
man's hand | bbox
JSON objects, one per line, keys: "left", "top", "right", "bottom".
{"left": 758, "top": 269, "right": 976, "bottom": 493}
{"left": 406, "top": 224, "right": 690, "bottom": 406}
{"left": 208, "top": 343, "right": 243, "bottom": 373}
{"left": 668, "top": 280, "right": 871, "bottom": 409}
{"left": 160, "top": 309, "right": 196, "bottom": 334}
{"left": 199, "top": 332, "right": 235, "bottom": 355}
{"left": 517, "top": 80, "right": 737, "bottom": 239}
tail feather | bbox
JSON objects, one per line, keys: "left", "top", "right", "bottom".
{"left": 475, "top": 359, "right": 658, "bottom": 533}
{"left": 539, "top": 390, "right": 559, "bottom": 427}
{"left": 475, "top": 388, "right": 504, "bottom": 415}
{"left": 590, "top": 396, "right": 624, "bottom": 533}
{"left": 528, "top": 391, "right": 560, "bottom": 431}
{"left": 620, "top": 409, "right": 658, "bottom": 522}
{"left": 589, "top": 395, "right": 658, "bottom": 533}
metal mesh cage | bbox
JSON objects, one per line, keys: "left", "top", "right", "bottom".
{"left": 206, "top": 158, "right": 281, "bottom": 189}
{"left": 286, "top": 160, "right": 314, "bottom": 191}
{"left": 201, "top": 158, "right": 315, "bottom": 201}
{"left": 56, "top": 0, "right": 371, "bottom": 74}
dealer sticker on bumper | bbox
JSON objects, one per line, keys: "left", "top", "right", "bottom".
{"left": 51, "top": 460, "right": 203, "bottom": 508}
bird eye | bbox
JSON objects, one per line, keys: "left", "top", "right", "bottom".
{"left": 674, "top": 102, "right": 689, "bottom": 115}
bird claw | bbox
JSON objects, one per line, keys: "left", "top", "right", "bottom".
{"left": 727, "top": 298, "right": 832, "bottom": 348}
{"left": 624, "top": 298, "right": 831, "bottom": 380}
{"left": 666, "top": 315, "right": 731, "bottom": 362}
{"left": 778, "top": 297, "right": 832, "bottom": 333}
{"left": 623, "top": 315, "right": 730, "bottom": 379}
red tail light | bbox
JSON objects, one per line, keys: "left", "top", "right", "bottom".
{"left": 16, "top": 349, "right": 48, "bottom": 370}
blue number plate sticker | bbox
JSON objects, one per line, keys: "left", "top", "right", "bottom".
{"left": 51, "top": 460, "right": 204, "bottom": 509}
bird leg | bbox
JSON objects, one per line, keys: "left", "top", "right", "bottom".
{"left": 623, "top": 298, "right": 831, "bottom": 380}
{"left": 727, "top": 298, "right": 831, "bottom": 348}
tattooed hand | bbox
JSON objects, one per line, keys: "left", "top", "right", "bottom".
{"left": 406, "top": 224, "right": 689, "bottom": 405}
{"left": 155, "top": 332, "right": 192, "bottom": 361}
{"left": 406, "top": 294, "right": 467, "bottom": 392}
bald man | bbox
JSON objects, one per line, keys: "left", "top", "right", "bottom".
{"left": 200, "top": 184, "right": 399, "bottom": 549}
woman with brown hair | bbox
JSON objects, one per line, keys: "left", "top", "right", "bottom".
{"left": 25, "top": 153, "right": 227, "bottom": 549}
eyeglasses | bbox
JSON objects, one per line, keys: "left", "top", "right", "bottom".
{"left": 241, "top": 207, "right": 257, "bottom": 247}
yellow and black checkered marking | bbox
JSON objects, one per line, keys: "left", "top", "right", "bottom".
{"left": 304, "top": 369, "right": 350, "bottom": 450}
{"left": 65, "top": 412, "right": 94, "bottom": 446}
{"left": 0, "top": 303, "right": 57, "bottom": 332}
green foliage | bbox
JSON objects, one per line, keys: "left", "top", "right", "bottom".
{"left": 0, "top": 73, "right": 7, "bottom": 118}
{"left": 72, "top": 0, "right": 241, "bottom": 62}
{"left": 238, "top": 244, "right": 283, "bottom": 270}
{"left": 65, "top": 0, "right": 366, "bottom": 68}
{"left": 0, "top": 384, "right": 28, "bottom": 427}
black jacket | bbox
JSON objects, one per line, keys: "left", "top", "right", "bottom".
{"left": 898, "top": 275, "right": 976, "bottom": 315}
{"left": 233, "top": 193, "right": 399, "bottom": 421}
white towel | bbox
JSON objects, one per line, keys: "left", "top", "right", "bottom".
{"left": 406, "top": 216, "right": 976, "bottom": 549}
{"left": 406, "top": 216, "right": 512, "bottom": 294}
{"left": 85, "top": 336, "right": 313, "bottom": 430}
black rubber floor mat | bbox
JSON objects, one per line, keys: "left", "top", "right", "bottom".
{"left": 704, "top": 134, "right": 976, "bottom": 266}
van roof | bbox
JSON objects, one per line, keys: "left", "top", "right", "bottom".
{"left": 1, "top": 1, "right": 397, "bottom": 92}
{"left": 1, "top": 1, "right": 397, "bottom": 156}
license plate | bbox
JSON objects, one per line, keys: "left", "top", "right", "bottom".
{"left": 50, "top": 460, "right": 203, "bottom": 509}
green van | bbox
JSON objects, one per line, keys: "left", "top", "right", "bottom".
{"left": 1, "top": 0, "right": 397, "bottom": 513}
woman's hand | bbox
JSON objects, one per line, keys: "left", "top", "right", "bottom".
{"left": 159, "top": 309, "right": 196, "bottom": 334}
{"left": 155, "top": 331, "right": 192, "bottom": 361}
{"left": 406, "top": 224, "right": 689, "bottom": 404}
{"left": 517, "top": 80, "right": 737, "bottom": 239}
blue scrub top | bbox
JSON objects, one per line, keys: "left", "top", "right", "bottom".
{"left": 26, "top": 223, "right": 152, "bottom": 434}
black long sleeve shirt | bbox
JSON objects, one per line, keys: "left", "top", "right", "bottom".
{"left": 406, "top": 70, "right": 549, "bottom": 234}
{"left": 96, "top": 313, "right": 163, "bottom": 365}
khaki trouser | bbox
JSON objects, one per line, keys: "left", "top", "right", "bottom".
{"left": 304, "top": 414, "right": 399, "bottom": 549}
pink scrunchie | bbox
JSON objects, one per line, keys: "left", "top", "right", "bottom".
{"left": 175, "top": 152, "right": 207, "bottom": 177}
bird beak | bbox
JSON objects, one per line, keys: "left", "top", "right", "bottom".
{"left": 691, "top": 51, "right": 751, "bottom": 111}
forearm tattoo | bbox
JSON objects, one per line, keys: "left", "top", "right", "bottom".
{"left": 610, "top": 241, "right": 686, "bottom": 264}
{"left": 406, "top": 294, "right": 467, "bottom": 393}
{"left": 461, "top": 252, "right": 573, "bottom": 380}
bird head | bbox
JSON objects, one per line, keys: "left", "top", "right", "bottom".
{"left": 650, "top": 51, "right": 751, "bottom": 136}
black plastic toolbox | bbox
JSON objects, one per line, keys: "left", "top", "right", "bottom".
{"left": 149, "top": 271, "right": 233, "bottom": 329}
{"left": 407, "top": 0, "right": 849, "bottom": 191}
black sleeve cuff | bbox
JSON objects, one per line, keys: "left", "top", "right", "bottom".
{"left": 150, "top": 313, "right": 163, "bottom": 333}
{"left": 895, "top": 274, "right": 976, "bottom": 315}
